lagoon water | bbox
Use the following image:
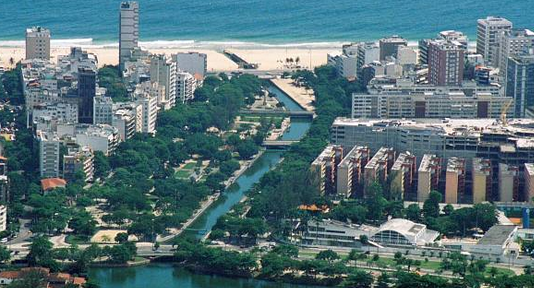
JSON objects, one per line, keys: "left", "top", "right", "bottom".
{"left": 1, "top": 0, "right": 532, "bottom": 46}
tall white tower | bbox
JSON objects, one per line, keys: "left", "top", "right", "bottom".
{"left": 119, "top": 1, "right": 139, "bottom": 72}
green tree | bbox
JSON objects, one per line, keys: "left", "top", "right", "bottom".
{"left": 315, "top": 249, "right": 339, "bottom": 262}
{"left": 0, "top": 246, "right": 11, "bottom": 263}
{"left": 423, "top": 191, "right": 442, "bottom": 219}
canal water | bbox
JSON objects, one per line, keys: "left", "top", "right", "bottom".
{"left": 88, "top": 264, "right": 320, "bottom": 288}
{"left": 89, "top": 85, "right": 312, "bottom": 288}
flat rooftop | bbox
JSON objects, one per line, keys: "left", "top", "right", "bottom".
{"left": 477, "top": 225, "right": 517, "bottom": 246}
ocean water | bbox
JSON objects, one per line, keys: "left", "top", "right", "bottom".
{"left": 0, "top": 0, "right": 532, "bottom": 48}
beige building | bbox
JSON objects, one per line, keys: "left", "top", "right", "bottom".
{"left": 524, "top": 164, "right": 534, "bottom": 203}
{"left": 25, "top": 27, "right": 50, "bottom": 60}
{"left": 363, "top": 147, "right": 395, "bottom": 195}
{"left": 63, "top": 146, "right": 94, "bottom": 183}
{"left": 311, "top": 145, "right": 344, "bottom": 195}
{"left": 389, "top": 152, "right": 417, "bottom": 200}
{"left": 417, "top": 154, "right": 441, "bottom": 202}
{"left": 336, "top": 146, "right": 370, "bottom": 199}
{"left": 445, "top": 157, "right": 465, "bottom": 204}
{"left": 499, "top": 163, "right": 520, "bottom": 202}
{"left": 472, "top": 158, "right": 492, "bottom": 204}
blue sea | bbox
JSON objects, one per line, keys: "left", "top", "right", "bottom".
{"left": 0, "top": 0, "right": 532, "bottom": 48}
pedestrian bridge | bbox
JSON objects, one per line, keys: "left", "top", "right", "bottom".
{"left": 240, "top": 109, "right": 314, "bottom": 119}
{"left": 262, "top": 140, "right": 298, "bottom": 148}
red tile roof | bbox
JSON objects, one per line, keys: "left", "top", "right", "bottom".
{"left": 41, "top": 178, "right": 67, "bottom": 191}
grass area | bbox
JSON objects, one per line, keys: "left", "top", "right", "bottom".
{"left": 65, "top": 235, "right": 90, "bottom": 245}
{"left": 175, "top": 169, "right": 193, "bottom": 179}
{"left": 182, "top": 162, "right": 197, "bottom": 170}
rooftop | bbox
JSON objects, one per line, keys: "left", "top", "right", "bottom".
{"left": 418, "top": 154, "right": 440, "bottom": 172}
{"left": 477, "top": 225, "right": 517, "bottom": 246}
{"left": 41, "top": 178, "right": 67, "bottom": 191}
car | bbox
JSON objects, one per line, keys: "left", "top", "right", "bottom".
{"left": 1, "top": 238, "right": 8, "bottom": 243}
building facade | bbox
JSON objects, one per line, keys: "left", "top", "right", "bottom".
{"left": 476, "top": 16, "right": 513, "bottom": 66}
{"left": 25, "top": 27, "right": 50, "bottom": 60}
{"left": 506, "top": 50, "right": 534, "bottom": 117}
{"left": 428, "top": 40, "right": 464, "bottom": 86}
{"left": 119, "top": 1, "right": 139, "bottom": 71}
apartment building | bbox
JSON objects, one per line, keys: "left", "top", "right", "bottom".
{"left": 363, "top": 147, "right": 396, "bottom": 195}
{"left": 327, "top": 52, "right": 358, "bottom": 79}
{"left": 499, "top": 163, "right": 520, "bottom": 202}
{"left": 175, "top": 71, "right": 196, "bottom": 104}
{"left": 445, "top": 157, "right": 466, "bottom": 204}
{"left": 379, "top": 36, "right": 407, "bottom": 61}
{"left": 150, "top": 54, "right": 176, "bottom": 109}
{"left": 119, "top": 1, "right": 139, "bottom": 70}
{"left": 310, "top": 145, "right": 344, "bottom": 195}
{"left": 428, "top": 40, "right": 464, "bottom": 86}
{"left": 472, "top": 158, "right": 492, "bottom": 204}
{"left": 497, "top": 29, "right": 534, "bottom": 76}
{"left": 389, "top": 152, "right": 417, "bottom": 200}
{"left": 63, "top": 146, "right": 94, "bottom": 183}
{"left": 417, "top": 154, "right": 441, "bottom": 202}
{"left": 336, "top": 146, "right": 370, "bottom": 199}
{"left": 352, "top": 90, "right": 511, "bottom": 119}
{"left": 0, "top": 205, "right": 6, "bottom": 232}
{"left": 25, "top": 27, "right": 50, "bottom": 60}
{"left": 477, "top": 16, "right": 513, "bottom": 66}
{"left": 524, "top": 163, "right": 534, "bottom": 203}
{"left": 135, "top": 90, "right": 158, "bottom": 134}
{"left": 38, "top": 130, "right": 61, "bottom": 178}
{"left": 0, "top": 156, "right": 9, "bottom": 203}
{"left": 172, "top": 52, "right": 208, "bottom": 78}
{"left": 506, "top": 50, "right": 534, "bottom": 117}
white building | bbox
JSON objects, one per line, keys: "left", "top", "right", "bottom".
{"left": 150, "top": 54, "right": 176, "bottom": 109}
{"left": 93, "top": 96, "right": 114, "bottom": 125}
{"left": 25, "top": 27, "right": 50, "bottom": 60}
{"left": 63, "top": 146, "right": 94, "bottom": 183}
{"left": 31, "top": 102, "right": 78, "bottom": 126}
{"left": 477, "top": 16, "right": 513, "bottom": 66}
{"left": 327, "top": 52, "right": 358, "bottom": 79}
{"left": 172, "top": 52, "right": 208, "bottom": 78}
{"left": 119, "top": 1, "right": 139, "bottom": 70}
{"left": 37, "top": 130, "right": 60, "bottom": 178}
{"left": 371, "top": 218, "right": 439, "bottom": 246}
{"left": 135, "top": 90, "right": 158, "bottom": 134}
{"left": 497, "top": 29, "right": 534, "bottom": 77}
{"left": 75, "top": 125, "right": 120, "bottom": 156}
{"left": 175, "top": 71, "right": 196, "bottom": 104}
{"left": 0, "top": 205, "right": 6, "bottom": 232}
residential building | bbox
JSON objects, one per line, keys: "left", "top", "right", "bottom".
{"left": 25, "top": 27, "right": 50, "bottom": 60}
{"left": 119, "top": 1, "right": 139, "bottom": 71}
{"left": 477, "top": 16, "right": 513, "bottom": 66}
{"left": 336, "top": 146, "right": 370, "bottom": 199}
{"left": 379, "top": 36, "right": 407, "bottom": 61}
{"left": 93, "top": 96, "right": 114, "bottom": 125}
{"left": 417, "top": 154, "right": 441, "bottom": 202}
{"left": 396, "top": 46, "right": 417, "bottom": 66}
{"left": 41, "top": 178, "right": 67, "bottom": 194}
{"left": 61, "top": 124, "right": 120, "bottom": 155}
{"left": 172, "top": 52, "right": 208, "bottom": 78}
{"left": 112, "top": 107, "right": 138, "bottom": 140}
{"left": 472, "top": 158, "right": 492, "bottom": 204}
{"left": 439, "top": 30, "right": 469, "bottom": 50}
{"left": 310, "top": 145, "right": 344, "bottom": 195}
{"left": 175, "top": 71, "right": 196, "bottom": 104}
{"left": 497, "top": 29, "right": 534, "bottom": 76}
{"left": 327, "top": 52, "right": 358, "bottom": 79}
{"left": 0, "top": 156, "right": 8, "bottom": 203}
{"left": 0, "top": 205, "right": 6, "bottom": 232}
{"left": 428, "top": 40, "right": 464, "bottom": 86}
{"left": 38, "top": 130, "right": 60, "bottom": 178}
{"left": 499, "top": 163, "right": 520, "bottom": 202}
{"left": 135, "top": 89, "right": 158, "bottom": 134}
{"left": 445, "top": 157, "right": 465, "bottom": 204}
{"left": 150, "top": 54, "right": 176, "bottom": 109}
{"left": 351, "top": 90, "right": 511, "bottom": 119}
{"left": 0, "top": 267, "right": 86, "bottom": 287}
{"left": 31, "top": 102, "right": 78, "bottom": 127}
{"left": 524, "top": 163, "right": 534, "bottom": 203}
{"left": 77, "top": 67, "right": 97, "bottom": 124}
{"left": 389, "top": 152, "right": 417, "bottom": 199}
{"left": 506, "top": 50, "right": 534, "bottom": 117}
{"left": 363, "top": 147, "right": 396, "bottom": 194}
{"left": 63, "top": 146, "right": 94, "bottom": 183}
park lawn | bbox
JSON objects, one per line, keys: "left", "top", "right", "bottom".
{"left": 182, "top": 162, "right": 197, "bottom": 170}
{"left": 65, "top": 234, "right": 90, "bottom": 245}
{"left": 175, "top": 169, "right": 193, "bottom": 179}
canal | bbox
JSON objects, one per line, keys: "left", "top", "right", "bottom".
{"left": 89, "top": 84, "right": 313, "bottom": 288}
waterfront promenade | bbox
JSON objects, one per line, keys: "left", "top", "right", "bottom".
{"left": 270, "top": 78, "right": 315, "bottom": 112}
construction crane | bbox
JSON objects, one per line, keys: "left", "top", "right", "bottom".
{"left": 500, "top": 99, "right": 513, "bottom": 126}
